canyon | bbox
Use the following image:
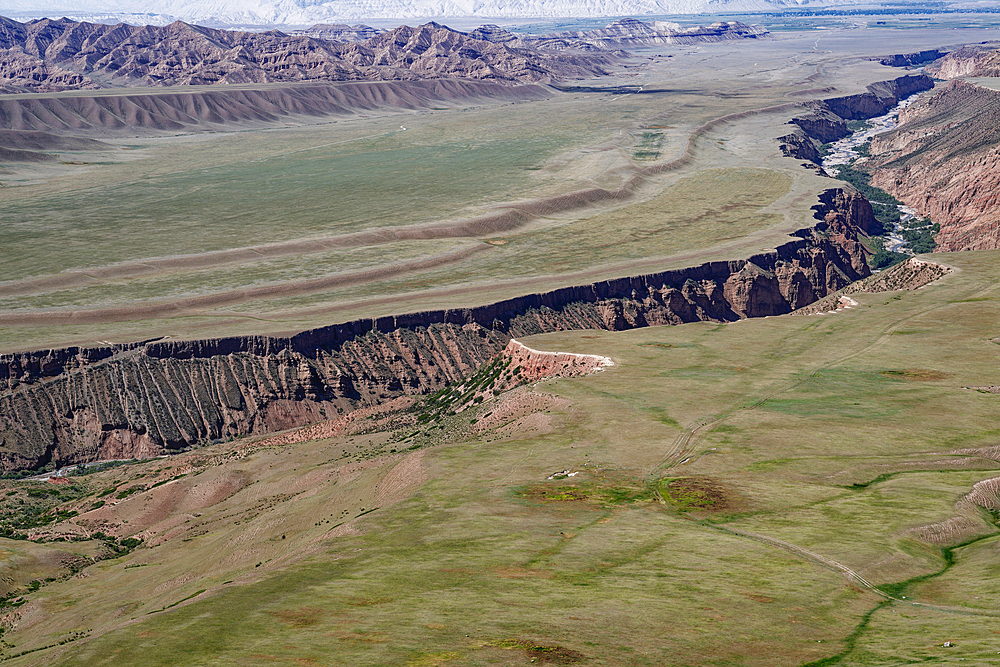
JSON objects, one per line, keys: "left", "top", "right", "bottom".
{"left": 0, "top": 61, "right": 955, "bottom": 473}
{"left": 779, "top": 73, "right": 935, "bottom": 164}
{"left": 4, "top": 20, "right": 1000, "bottom": 666}
{"left": 870, "top": 69, "right": 1000, "bottom": 251}
{"left": 775, "top": 44, "right": 1000, "bottom": 255}
{"left": 0, "top": 196, "right": 871, "bottom": 472}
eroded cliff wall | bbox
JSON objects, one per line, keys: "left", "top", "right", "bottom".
{"left": 779, "top": 74, "right": 935, "bottom": 164}
{"left": 0, "top": 192, "right": 872, "bottom": 472}
{"left": 870, "top": 80, "right": 1000, "bottom": 251}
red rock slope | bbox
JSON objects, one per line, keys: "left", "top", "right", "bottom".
{"left": 870, "top": 80, "right": 1000, "bottom": 251}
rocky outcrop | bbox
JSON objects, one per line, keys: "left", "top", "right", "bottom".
{"left": 290, "top": 24, "right": 385, "bottom": 43}
{"left": 875, "top": 50, "right": 944, "bottom": 68}
{"left": 789, "top": 107, "right": 849, "bottom": 144}
{"left": 843, "top": 258, "right": 951, "bottom": 294}
{"left": 0, "top": 16, "right": 617, "bottom": 93}
{"left": 361, "top": 22, "right": 617, "bottom": 82}
{"left": 535, "top": 18, "right": 767, "bottom": 49}
{"left": 869, "top": 80, "right": 1000, "bottom": 251}
{"left": 818, "top": 75, "right": 935, "bottom": 121}
{"left": 778, "top": 129, "right": 822, "bottom": 163}
{"left": 500, "top": 340, "right": 613, "bottom": 387}
{"left": 926, "top": 45, "right": 1000, "bottom": 79}
{"left": 0, "top": 194, "right": 870, "bottom": 472}
{"left": 812, "top": 187, "right": 882, "bottom": 238}
{"left": 782, "top": 74, "right": 935, "bottom": 168}
{"left": 469, "top": 25, "right": 519, "bottom": 44}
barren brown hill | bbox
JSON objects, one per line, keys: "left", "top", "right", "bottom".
{"left": 0, "top": 16, "right": 617, "bottom": 92}
{"left": 0, "top": 78, "right": 549, "bottom": 138}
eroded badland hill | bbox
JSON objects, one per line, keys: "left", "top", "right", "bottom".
{"left": 1, "top": 14, "right": 1000, "bottom": 666}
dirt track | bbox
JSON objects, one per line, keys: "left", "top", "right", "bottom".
{"left": 0, "top": 244, "right": 493, "bottom": 325}
{"left": 0, "top": 98, "right": 807, "bottom": 329}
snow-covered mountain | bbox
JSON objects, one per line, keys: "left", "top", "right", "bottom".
{"left": 1, "top": 0, "right": 876, "bottom": 26}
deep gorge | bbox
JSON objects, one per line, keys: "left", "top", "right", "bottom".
{"left": 0, "top": 194, "right": 872, "bottom": 472}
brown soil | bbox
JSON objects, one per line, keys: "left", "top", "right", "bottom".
{"left": 269, "top": 607, "right": 325, "bottom": 628}
{"left": 663, "top": 477, "right": 733, "bottom": 512}
{"left": 498, "top": 639, "right": 585, "bottom": 664}
{"left": 471, "top": 388, "right": 572, "bottom": 439}
{"left": 525, "top": 644, "right": 585, "bottom": 664}
{"left": 879, "top": 369, "right": 949, "bottom": 381}
{"left": 252, "top": 397, "right": 418, "bottom": 449}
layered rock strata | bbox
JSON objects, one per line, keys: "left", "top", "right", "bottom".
{"left": 500, "top": 339, "right": 614, "bottom": 386}
{"left": 926, "top": 45, "right": 1000, "bottom": 79}
{"left": 0, "top": 79, "right": 551, "bottom": 136}
{"left": 876, "top": 50, "right": 945, "bottom": 68}
{"left": 0, "top": 17, "right": 616, "bottom": 93}
{"left": 533, "top": 18, "right": 767, "bottom": 50}
{"left": 0, "top": 193, "right": 872, "bottom": 472}
{"left": 0, "top": 79, "right": 550, "bottom": 162}
{"left": 870, "top": 80, "right": 1000, "bottom": 251}
{"left": 779, "top": 74, "right": 935, "bottom": 163}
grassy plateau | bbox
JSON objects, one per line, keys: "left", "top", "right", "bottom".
{"left": 0, "top": 249, "right": 995, "bottom": 665}
{"left": 1, "top": 16, "right": 1000, "bottom": 667}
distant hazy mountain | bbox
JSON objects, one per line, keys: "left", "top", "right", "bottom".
{"left": 1, "top": 0, "right": 879, "bottom": 26}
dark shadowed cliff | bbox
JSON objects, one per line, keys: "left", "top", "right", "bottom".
{"left": 778, "top": 74, "right": 935, "bottom": 164}
{"left": 0, "top": 194, "right": 872, "bottom": 472}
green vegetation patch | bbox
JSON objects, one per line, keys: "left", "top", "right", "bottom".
{"left": 516, "top": 476, "right": 656, "bottom": 507}
{"left": 490, "top": 638, "right": 585, "bottom": 663}
{"left": 660, "top": 477, "right": 731, "bottom": 512}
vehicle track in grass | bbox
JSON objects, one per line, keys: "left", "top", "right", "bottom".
{"left": 648, "top": 258, "right": 1000, "bottom": 621}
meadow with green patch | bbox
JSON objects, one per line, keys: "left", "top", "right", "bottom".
{"left": 5, "top": 22, "right": 1000, "bottom": 666}
{"left": 0, "top": 250, "right": 996, "bottom": 665}
{"left": 0, "top": 31, "right": 911, "bottom": 352}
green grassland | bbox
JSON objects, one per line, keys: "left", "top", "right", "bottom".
{"left": 4, "top": 22, "right": 1000, "bottom": 666}
{"left": 0, "top": 249, "right": 996, "bottom": 665}
{"left": 0, "top": 27, "right": 977, "bottom": 353}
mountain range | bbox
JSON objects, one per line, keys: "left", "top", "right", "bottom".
{"left": 2, "top": 0, "right": 884, "bottom": 27}
{"left": 0, "top": 16, "right": 622, "bottom": 91}
{"left": 0, "top": 15, "right": 772, "bottom": 92}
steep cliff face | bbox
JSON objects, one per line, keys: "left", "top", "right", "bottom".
{"left": 926, "top": 45, "right": 1000, "bottom": 79}
{"left": 783, "top": 75, "right": 935, "bottom": 164}
{"left": 876, "top": 50, "right": 945, "bottom": 68}
{"left": 777, "top": 129, "right": 821, "bottom": 163}
{"left": 812, "top": 187, "right": 883, "bottom": 238}
{"left": 870, "top": 80, "right": 1000, "bottom": 251}
{"left": 818, "top": 75, "right": 935, "bottom": 121}
{"left": 0, "top": 195, "right": 871, "bottom": 472}
{"left": 788, "top": 108, "right": 849, "bottom": 144}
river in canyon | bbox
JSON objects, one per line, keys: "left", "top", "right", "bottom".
{"left": 822, "top": 89, "right": 926, "bottom": 254}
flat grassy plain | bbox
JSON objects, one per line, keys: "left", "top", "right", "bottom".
{"left": 3, "top": 25, "right": 998, "bottom": 351}
{"left": 0, "top": 250, "right": 997, "bottom": 665}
